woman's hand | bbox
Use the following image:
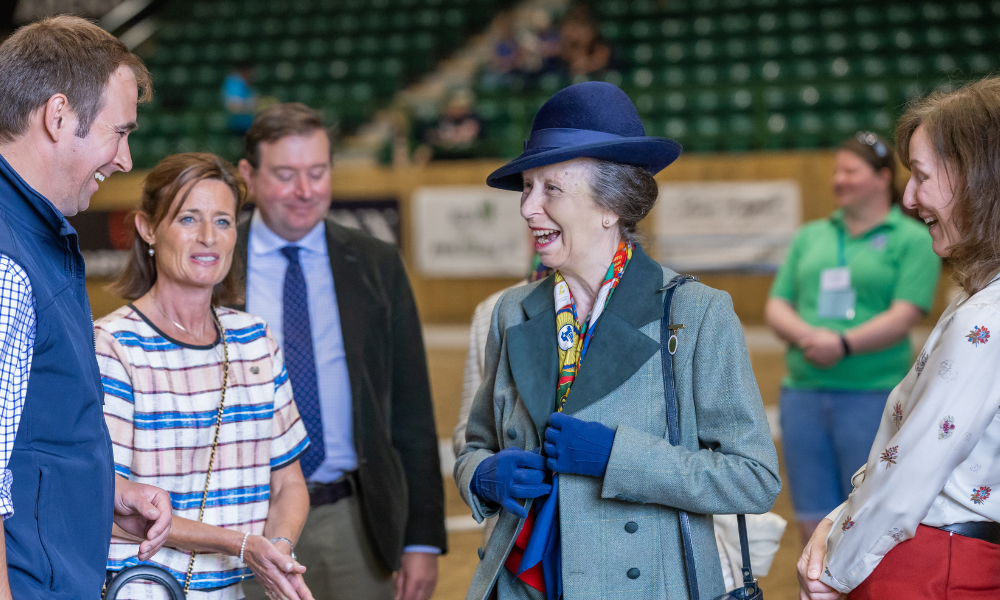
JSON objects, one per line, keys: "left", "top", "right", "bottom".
{"left": 796, "top": 519, "right": 843, "bottom": 600}
{"left": 470, "top": 448, "right": 551, "bottom": 518}
{"left": 800, "top": 328, "right": 845, "bottom": 368}
{"left": 242, "top": 535, "right": 313, "bottom": 600}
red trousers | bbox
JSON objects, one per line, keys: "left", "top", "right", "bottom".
{"left": 849, "top": 524, "right": 1000, "bottom": 599}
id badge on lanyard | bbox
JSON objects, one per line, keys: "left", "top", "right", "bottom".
{"left": 817, "top": 229, "right": 856, "bottom": 320}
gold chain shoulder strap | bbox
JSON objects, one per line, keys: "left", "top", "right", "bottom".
{"left": 183, "top": 308, "right": 230, "bottom": 594}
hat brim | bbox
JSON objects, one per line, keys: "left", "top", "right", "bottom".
{"left": 486, "top": 137, "right": 683, "bottom": 191}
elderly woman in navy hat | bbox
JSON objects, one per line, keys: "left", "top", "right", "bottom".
{"left": 454, "top": 81, "right": 781, "bottom": 600}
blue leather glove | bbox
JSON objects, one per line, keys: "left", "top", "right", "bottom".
{"left": 470, "top": 447, "right": 552, "bottom": 518}
{"left": 544, "top": 412, "right": 616, "bottom": 477}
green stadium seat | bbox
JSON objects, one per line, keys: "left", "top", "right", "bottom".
{"left": 660, "top": 66, "right": 687, "bottom": 87}
{"left": 630, "top": 68, "right": 655, "bottom": 88}
{"left": 955, "top": 2, "right": 985, "bottom": 19}
{"left": 786, "top": 10, "right": 816, "bottom": 31}
{"left": 661, "top": 41, "right": 687, "bottom": 63}
{"left": 851, "top": 6, "right": 882, "bottom": 27}
{"left": 922, "top": 27, "right": 955, "bottom": 50}
{"left": 720, "top": 14, "right": 752, "bottom": 37}
{"left": 663, "top": 91, "right": 688, "bottom": 114}
{"left": 659, "top": 18, "right": 689, "bottom": 38}
{"left": 789, "top": 34, "right": 819, "bottom": 56}
{"left": 818, "top": 8, "right": 848, "bottom": 29}
{"left": 728, "top": 62, "right": 752, "bottom": 84}
{"left": 931, "top": 54, "right": 960, "bottom": 75}
{"left": 601, "top": 21, "right": 624, "bottom": 42}
{"left": 920, "top": 3, "right": 949, "bottom": 21}
{"left": 727, "top": 89, "right": 754, "bottom": 111}
{"left": 757, "top": 60, "right": 787, "bottom": 82}
{"left": 691, "top": 15, "right": 717, "bottom": 37}
{"left": 693, "top": 90, "right": 720, "bottom": 112}
{"left": 630, "top": 43, "right": 655, "bottom": 65}
{"left": 795, "top": 85, "right": 823, "bottom": 108}
{"left": 756, "top": 12, "right": 784, "bottom": 34}
{"left": 756, "top": 36, "right": 784, "bottom": 58}
{"left": 693, "top": 65, "right": 720, "bottom": 85}
{"left": 763, "top": 87, "right": 787, "bottom": 110}
{"left": 855, "top": 31, "right": 885, "bottom": 54}
{"left": 886, "top": 5, "right": 917, "bottom": 24}
{"left": 959, "top": 26, "right": 989, "bottom": 47}
{"left": 830, "top": 110, "right": 859, "bottom": 135}
{"left": 966, "top": 53, "right": 996, "bottom": 74}
{"left": 891, "top": 29, "right": 916, "bottom": 51}
{"left": 724, "top": 38, "right": 752, "bottom": 61}
{"left": 793, "top": 59, "right": 820, "bottom": 81}
{"left": 630, "top": 20, "right": 657, "bottom": 40}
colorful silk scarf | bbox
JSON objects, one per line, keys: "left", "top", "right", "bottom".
{"left": 505, "top": 239, "right": 633, "bottom": 598}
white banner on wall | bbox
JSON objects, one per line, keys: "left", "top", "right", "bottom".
{"left": 655, "top": 180, "right": 801, "bottom": 272}
{"left": 414, "top": 186, "right": 531, "bottom": 277}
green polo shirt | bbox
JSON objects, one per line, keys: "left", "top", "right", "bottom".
{"left": 770, "top": 206, "right": 941, "bottom": 390}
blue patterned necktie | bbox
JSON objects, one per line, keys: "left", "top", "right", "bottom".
{"left": 280, "top": 245, "right": 325, "bottom": 478}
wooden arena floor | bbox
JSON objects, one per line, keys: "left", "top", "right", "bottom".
{"left": 425, "top": 325, "right": 817, "bottom": 600}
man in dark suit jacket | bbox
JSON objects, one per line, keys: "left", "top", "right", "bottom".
{"left": 234, "top": 103, "right": 446, "bottom": 600}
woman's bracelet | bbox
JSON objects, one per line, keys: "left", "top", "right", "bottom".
{"left": 840, "top": 333, "right": 852, "bottom": 356}
{"left": 239, "top": 532, "right": 250, "bottom": 563}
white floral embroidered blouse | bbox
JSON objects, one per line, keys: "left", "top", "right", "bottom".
{"left": 821, "top": 278, "right": 1000, "bottom": 592}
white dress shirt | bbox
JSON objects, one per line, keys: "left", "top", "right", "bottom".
{"left": 822, "top": 276, "right": 1000, "bottom": 592}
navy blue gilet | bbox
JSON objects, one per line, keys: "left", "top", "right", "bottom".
{"left": 0, "top": 154, "right": 114, "bottom": 599}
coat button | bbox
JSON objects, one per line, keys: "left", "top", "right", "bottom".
{"left": 478, "top": 547, "right": 484, "bottom": 560}
{"left": 507, "top": 428, "right": 517, "bottom": 440}
{"left": 615, "top": 494, "right": 626, "bottom": 501}
{"left": 627, "top": 568, "right": 641, "bottom": 579}
{"left": 624, "top": 521, "right": 638, "bottom": 534}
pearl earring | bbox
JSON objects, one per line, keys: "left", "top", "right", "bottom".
{"left": 148, "top": 247, "right": 155, "bottom": 256}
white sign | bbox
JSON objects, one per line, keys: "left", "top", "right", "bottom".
{"left": 413, "top": 186, "right": 531, "bottom": 277}
{"left": 655, "top": 180, "right": 801, "bottom": 272}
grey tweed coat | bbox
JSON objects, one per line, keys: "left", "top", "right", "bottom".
{"left": 454, "top": 245, "right": 781, "bottom": 600}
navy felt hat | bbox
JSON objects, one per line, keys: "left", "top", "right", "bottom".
{"left": 486, "top": 81, "right": 682, "bottom": 191}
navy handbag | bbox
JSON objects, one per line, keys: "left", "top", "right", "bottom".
{"left": 661, "top": 275, "right": 763, "bottom": 600}
{"left": 104, "top": 565, "right": 186, "bottom": 600}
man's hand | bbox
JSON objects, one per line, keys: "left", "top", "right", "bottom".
{"left": 113, "top": 478, "right": 172, "bottom": 561}
{"left": 800, "top": 328, "right": 846, "bottom": 368}
{"left": 796, "top": 518, "right": 843, "bottom": 600}
{"left": 394, "top": 552, "right": 438, "bottom": 600}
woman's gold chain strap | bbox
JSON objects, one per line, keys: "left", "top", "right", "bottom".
{"left": 183, "top": 308, "right": 230, "bottom": 594}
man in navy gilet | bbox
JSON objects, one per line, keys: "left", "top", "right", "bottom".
{"left": 0, "top": 16, "right": 172, "bottom": 599}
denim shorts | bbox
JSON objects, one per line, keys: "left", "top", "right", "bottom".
{"left": 779, "top": 387, "right": 890, "bottom": 521}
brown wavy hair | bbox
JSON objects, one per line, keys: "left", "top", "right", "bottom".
{"left": 112, "top": 153, "right": 247, "bottom": 304}
{"left": 896, "top": 77, "right": 1000, "bottom": 296}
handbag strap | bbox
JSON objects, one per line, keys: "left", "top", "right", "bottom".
{"left": 660, "top": 275, "right": 700, "bottom": 600}
{"left": 660, "top": 276, "right": 759, "bottom": 599}
{"left": 183, "top": 308, "right": 230, "bottom": 594}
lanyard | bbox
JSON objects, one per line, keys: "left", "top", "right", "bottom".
{"left": 836, "top": 227, "right": 847, "bottom": 267}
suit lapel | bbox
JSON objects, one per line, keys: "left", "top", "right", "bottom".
{"left": 561, "top": 244, "right": 665, "bottom": 415}
{"left": 323, "top": 218, "right": 372, "bottom": 409}
{"left": 506, "top": 277, "right": 559, "bottom": 440}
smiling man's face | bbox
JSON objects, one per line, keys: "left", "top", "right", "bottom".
{"left": 56, "top": 64, "right": 138, "bottom": 216}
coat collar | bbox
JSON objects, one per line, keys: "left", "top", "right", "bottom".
{"left": 507, "top": 243, "right": 666, "bottom": 439}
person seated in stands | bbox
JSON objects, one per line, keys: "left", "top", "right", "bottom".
{"left": 222, "top": 59, "right": 257, "bottom": 134}
{"left": 558, "top": 7, "right": 610, "bottom": 78}
{"left": 420, "top": 90, "right": 484, "bottom": 160}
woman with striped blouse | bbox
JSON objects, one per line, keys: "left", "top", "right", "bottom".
{"left": 97, "top": 153, "right": 313, "bottom": 600}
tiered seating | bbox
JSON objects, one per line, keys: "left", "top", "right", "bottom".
{"left": 129, "top": 0, "right": 505, "bottom": 168}
{"left": 474, "top": 0, "right": 998, "bottom": 155}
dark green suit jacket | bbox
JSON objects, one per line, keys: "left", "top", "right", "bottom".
{"left": 234, "top": 212, "right": 447, "bottom": 570}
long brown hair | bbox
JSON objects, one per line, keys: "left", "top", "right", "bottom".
{"left": 112, "top": 153, "right": 247, "bottom": 304}
{"left": 896, "top": 77, "right": 1000, "bottom": 295}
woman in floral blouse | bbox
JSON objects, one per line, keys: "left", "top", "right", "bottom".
{"left": 798, "top": 76, "right": 1000, "bottom": 599}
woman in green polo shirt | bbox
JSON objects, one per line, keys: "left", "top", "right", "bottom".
{"left": 766, "top": 133, "right": 941, "bottom": 547}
